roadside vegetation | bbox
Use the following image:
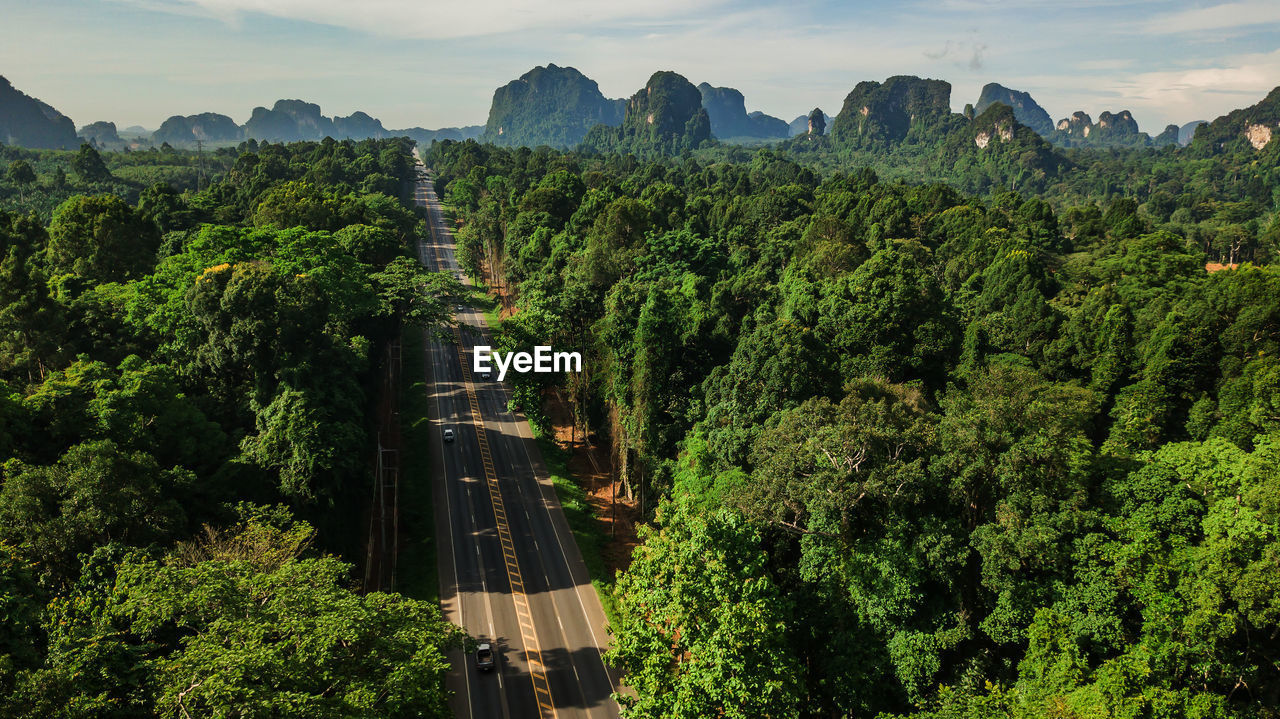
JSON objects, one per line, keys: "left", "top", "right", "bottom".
{"left": 395, "top": 323, "right": 440, "bottom": 604}
{"left": 428, "top": 135, "right": 1280, "bottom": 718}
{"left": 537, "top": 437, "right": 619, "bottom": 625}
{"left": 0, "top": 137, "right": 464, "bottom": 716}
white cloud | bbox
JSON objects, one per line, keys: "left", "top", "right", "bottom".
{"left": 1102, "top": 47, "right": 1280, "bottom": 123}
{"left": 1143, "top": 0, "right": 1280, "bottom": 35}
{"left": 14, "top": 0, "right": 1276, "bottom": 133}
{"left": 547, "top": 16, "right": 955, "bottom": 121}
{"left": 111, "top": 0, "right": 732, "bottom": 39}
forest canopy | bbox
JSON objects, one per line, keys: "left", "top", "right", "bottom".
{"left": 425, "top": 131, "right": 1280, "bottom": 718}
{"left": 0, "top": 136, "right": 463, "bottom": 717}
{"left": 2, "top": 72, "right": 1280, "bottom": 716}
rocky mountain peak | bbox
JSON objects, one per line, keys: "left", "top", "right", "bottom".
{"left": 974, "top": 83, "right": 1053, "bottom": 136}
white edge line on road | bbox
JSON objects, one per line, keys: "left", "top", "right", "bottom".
{"left": 421, "top": 173, "right": 514, "bottom": 719}
{"left": 427, "top": 167, "right": 612, "bottom": 715}
{"left": 463, "top": 281, "right": 618, "bottom": 700}
{"left": 417, "top": 167, "right": 479, "bottom": 719}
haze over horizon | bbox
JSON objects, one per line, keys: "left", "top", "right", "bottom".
{"left": 2, "top": 0, "right": 1279, "bottom": 133}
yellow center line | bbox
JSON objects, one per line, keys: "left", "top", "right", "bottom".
{"left": 424, "top": 187, "right": 557, "bottom": 719}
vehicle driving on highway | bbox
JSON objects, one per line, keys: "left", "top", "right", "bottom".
{"left": 475, "top": 643, "right": 495, "bottom": 672}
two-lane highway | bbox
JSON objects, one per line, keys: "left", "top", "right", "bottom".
{"left": 410, "top": 164, "right": 619, "bottom": 719}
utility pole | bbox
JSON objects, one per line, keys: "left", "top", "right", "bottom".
{"left": 195, "top": 139, "right": 206, "bottom": 192}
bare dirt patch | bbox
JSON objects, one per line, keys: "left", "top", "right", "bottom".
{"left": 544, "top": 389, "right": 640, "bottom": 576}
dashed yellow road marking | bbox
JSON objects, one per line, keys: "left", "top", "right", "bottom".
{"left": 424, "top": 188, "right": 557, "bottom": 719}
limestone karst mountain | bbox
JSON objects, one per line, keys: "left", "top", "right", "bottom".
{"left": 0, "top": 75, "right": 78, "bottom": 149}
{"left": 830, "top": 76, "right": 952, "bottom": 149}
{"left": 696, "top": 83, "right": 788, "bottom": 140}
{"left": 790, "top": 111, "right": 832, "bottom": 136}
{"left": 974, "top": 83, "right": 1054, "bottom": 137}
{"left": 78, "top": 121, "right": 122, "bottom": 147}
{"left": 1052, "top": 109, "right": 1173, "bottom": 148}
{"left": 152, "top": 113, "right": 243, "bottom": 145}
{"left": 481, "top": 64, "right": 625, "bottom": 148}
{"left": 1179, "top": 120, "right": 1206, "bottom": 146}
{"left": 1189, "top": 86, "right": 1280, "bottom": 154}
{"left": 582, "top": 71, "right": 711, "bottom": 155}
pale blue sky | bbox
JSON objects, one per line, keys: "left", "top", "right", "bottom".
{"left": 1, "top": 0, "right": 1277, "bottom": 133}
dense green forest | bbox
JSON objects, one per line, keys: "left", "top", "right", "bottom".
{"left": 770, "top": 116, "right": 1280, "bottom": 263}
{"left": 4, "top": 73, "right": 1280, "bottom": 718}
{"left": 566, "top": 72, "right": 1280, "bottom": 269}
{"left": 426, "top": 132, "right": 1280, "bottom": 717}
{"left": 0, "top": 137, "right": 464, "bottom": 716}
{"left": 2, "top": 141, "right": 244, "bottom": 220}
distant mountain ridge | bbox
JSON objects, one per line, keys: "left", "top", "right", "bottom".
{"left": 397, "top": 126, "right": 484, "bottom": 146}
{"left": 747, "top": 111, "right": 789, "bottom": 138}
{"left": 0, "top": 75, "right": 78, "bottom": 149}
{"left": 147, "top": 102, "right": 473, "bottom": 148}
{"left": 333, "top": 111, "right": 388, "bottom": 140}
{"left": 78, "top": 121, "right": 122, "bottom": 147}
{"left": 242, "top": 100, "right": 396, "bottom": 142}
{"left": 967, "top": 83, "right": 1184, "bottom": 149}
{"left": 478, "top": 65, "right": 792, "bottom": 148}
{"left": 778, "top": 75, "right": 1068, "bottom": 195}
{"left": 3, "top": 68, "right": 1273, "bottom": 162}
{"left": 1055, "top": 109, "right": 1139, "bottom": 139}
{"left": 153, "top": 113, "right": 243, "bottom": 145}
{"left": 791, "top": 75, "right": 1280, "bottom": 195}
{"left": 1052, "top": 108, "right": 1177, "bottom": 148}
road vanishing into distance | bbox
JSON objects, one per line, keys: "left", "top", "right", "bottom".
{"left": 411, "top": 163, "right": 620, "bottom": 719}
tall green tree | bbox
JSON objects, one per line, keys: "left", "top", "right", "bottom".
{"left": 0, "top": 211, "right": 63, "bottom": 383}
{"left": 608, "top": 500, "right": 802, "bottom": 718}
{"left": 72, "top": 143, "right": 112, "bottom": 183}
{"left": 45, "top": 195, "right": 159, "bottom": 285}
{"left": 6, "top": 511, "right": 461, "bottom": 718}
{"left": 0, "top": 440, "right": 190, "bottom": 581}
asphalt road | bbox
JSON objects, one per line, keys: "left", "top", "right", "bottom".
{"left": 410, "top": 165, "right": 620, "bottom": 719}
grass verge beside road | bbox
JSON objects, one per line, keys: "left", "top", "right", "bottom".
{"left": 454, "top": 236, "right": 620, "bottom": 626}
{"left": 537, "top": 437, "right": 620, "bottom": 628}
{"left": 475, "top": 286, "right": 502, "bottom": 331}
